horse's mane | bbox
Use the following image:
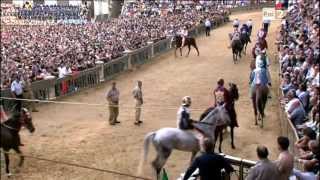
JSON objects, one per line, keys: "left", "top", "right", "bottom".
{"left": 229, "top": 83, "right": 239, "bottom": 101}
{"left": 201, "top": 107, "right": 219, "bottom": 123}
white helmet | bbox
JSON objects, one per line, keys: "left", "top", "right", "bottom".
{"left": 182, "top": 96, "right": 192, "bottom": 106}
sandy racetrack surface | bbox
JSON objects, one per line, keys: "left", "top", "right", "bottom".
{"left": 1, "top": 11, "right": 282, "bottom": 180}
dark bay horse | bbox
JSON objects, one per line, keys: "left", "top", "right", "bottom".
{"left": 199, "top": 83, "right": 239, "bottom": 153}
{"left": 174, "top": 35, "right": 200, "bottom": 57}
{"left": 0, "top": 108, "right": 35, "bottom": 176}
{"left": 231, "top": 39, "right": 243, "bottom": 64}
{"left": 251, "top": 84, "right": 269, "bottom": 128}
{"left": 240, "top": 32, "right": 250, "bottom": 55}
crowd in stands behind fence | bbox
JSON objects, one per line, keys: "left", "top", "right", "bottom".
{"left": 0, "top": 2, "right": 228, "bottom": 90}
{"left": 275, "top": 0, "right": 319, "bottom": 179}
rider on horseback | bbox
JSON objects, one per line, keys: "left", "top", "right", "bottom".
{"left": 233, "top": 18, "right": 240, "bottom": 29}
{"left": 246, "top": 19, "right": 253, "bottom": 36}
{"left": 213, "top": 79, "right": 230, "bottom": 107}
{"left": 240, "top": 24, "right": 251, "bottom": 43}
{"left": 180, "top": 26, "right": 189, "bottom": 50}
{"left": 177, "top": 96, "right": 194, "bottom": 130}
{"left": 250, "top": 55, "right": 272, "bottom": 89}
{"left": 228, "top": 27, "right": 241, "bottom": 48}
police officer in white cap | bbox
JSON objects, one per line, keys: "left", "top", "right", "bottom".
{"left": 177, "top": 96, "right": 194, "bottom": 130}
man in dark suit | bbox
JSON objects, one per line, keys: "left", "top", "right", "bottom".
{"left": 183, "top": 138, "right": 234, "bottom": 180}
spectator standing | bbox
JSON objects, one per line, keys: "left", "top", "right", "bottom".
{"left": 246, "top": 146, "right": 279, "bottom": 180}
{"left": 183, "top": 138, "right": 234, "bottom": 180}
{"left": 106, "top": 82, "right": 120, "bottom": 125}
{"left": 132, "top": 80, "right": 143, "bottom": 125}
{"left": 274, "top": 136, "right": 294, "bottom": 180}
{"left": 22, "top": 76, "right": 39, "bottom": 112}
{"left": 205, "top": 18, "right": 211, "bottom": 36}
{"left": 10, "top": 74, "right": 24, "bottom": 113}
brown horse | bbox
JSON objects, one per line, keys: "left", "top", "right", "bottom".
{"left": 251, "top": 84, "right": 269, "bottom": 128}
{"left": 199, "top": 83, "right": 239, "bottom": 153}
{"left": 174, "top": 35, "right": 200, "bottom": 57}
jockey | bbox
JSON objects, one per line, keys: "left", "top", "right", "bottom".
{"left": 252, "top": 41, "right": 266, "bottom": 59}
{"left": 257, "top": 27, "right": 267, "bottom": 40}
{"left": 250, "top": 58, "right": 272, "bottom": 89}
{"left": 228, "top": 28, "right": 241, "bottom": 48}
{"left": 177, "top": 96, "right": 194, "bottom": 130}
{"left": 213, "top": 79, "right": 230, "bottom": 107}
{"left": 240, "top": 24, "right": 251, "bottom": 42}
{"left": 180, "top": 26, "right": 189, "bottom": 49}
{"left": 233, "top": 18, "right": 240, "bottom": 29}
{"left": 255, "top": 50, "right": 270, "bottom": 70}
{"left": 246, "top": 19, "right": 253, "bottom": 35}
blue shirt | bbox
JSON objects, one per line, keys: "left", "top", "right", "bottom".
{"left": 11, "top": 80, "right": 24, "bottom": 96}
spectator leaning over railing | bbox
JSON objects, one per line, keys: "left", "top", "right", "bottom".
{"left": 294, "top": 140, "right": 320, "bottom": 179}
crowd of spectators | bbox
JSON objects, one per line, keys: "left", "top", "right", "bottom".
{"left": 278, "top": 0, "right": 319, "bottom": 136}
{"left": 0, "top": 1, "right": 228, "bottom": 90}
{"left": 276, "top": 0, "right": 319, "bottom": 178}
{"left": 16, "top": 4, "right": 88, "bottom": 21}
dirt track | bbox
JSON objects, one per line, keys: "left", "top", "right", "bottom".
{"left": 1, "top": 11, "right": 282, "bottom": 180}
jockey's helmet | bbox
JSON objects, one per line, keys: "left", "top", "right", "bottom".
{"left": 182, "top": 96, "right": 192, "bottom": 106}
{"left": 217, "top": 78, "right": 224, "bottom": 86}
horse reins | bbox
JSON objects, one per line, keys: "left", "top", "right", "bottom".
{"left": 1, "top": 123, "right": 19, "bottom": 131}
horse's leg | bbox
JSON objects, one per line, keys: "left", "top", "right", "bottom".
{"left": 244, "top": 43, "right": 247, "bottom": 55}
{"left": 230, "top": 126, "right": 235, "bottom": 149}
{"left": 192, "top": 43, "right": 200, "bottom": 56}
{"left": 175, "top": 48, "right": 177, "bottom": 57}
{"left": 213, "top": 128, "right": 219, "bottom": 152}
{"left": 218, "top": 131, "right": 223, "bottom": 153}
{"left": 152, "top": 146, "right": 171, "bottom": 179}
{"left": 13, "top": 146, "right": 24, "bottom": 167}
{"left": 180, "top": 46, "right": 182, "bottom": 56}
{"left": 4, "top": 151, "right": 11, "bottom": 176}
{"left": 186, "top": 45, "right": 191, "bottom": 57}
{"left": 251, "top": 96, "right": 258, "bottom": 125}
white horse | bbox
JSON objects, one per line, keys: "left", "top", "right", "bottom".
{"left": 138, "top": 105, "right": 231, "bottom": 178}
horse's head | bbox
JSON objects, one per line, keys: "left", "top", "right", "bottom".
{"left": 229, "top": 83, "right": 239, "bottom": 101}
{"left": 20, "top": 108, "right": 35, "bottom": 133}
{"left": 199, "top": 105, "right": 231, "bottom": 130}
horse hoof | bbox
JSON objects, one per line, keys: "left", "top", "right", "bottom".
{"left": 255, "top": 123, "right": 258, "bottom": 126}
{"left": 231, "top": 145, "right": 236, "bottom": 149}
{"left": 7, "top": 173, "right": 13, "bottom": 177}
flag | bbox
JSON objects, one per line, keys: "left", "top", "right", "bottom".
{"left": 162, "top": 168, "right": 169, "bottom": 180}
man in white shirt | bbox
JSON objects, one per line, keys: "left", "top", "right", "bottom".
{"left": 11, "top": 74, "right": 24, "bottom": 112}
{"left": 205, "top": 18, "right": 211, "bottom": 36}
{"left": 132, "top": 81, "right": 143, "bottom": 125}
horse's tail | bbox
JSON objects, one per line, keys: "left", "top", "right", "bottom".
{"left": 138, "top": 131, "right": 156, "bottom": 175}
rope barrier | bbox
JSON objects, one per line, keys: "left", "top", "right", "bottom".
{"left": 0, "top": 97, "right": 210, "bottom": 112}
{"left": 0, "top": 150, "right": 152, "bottom": 180}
